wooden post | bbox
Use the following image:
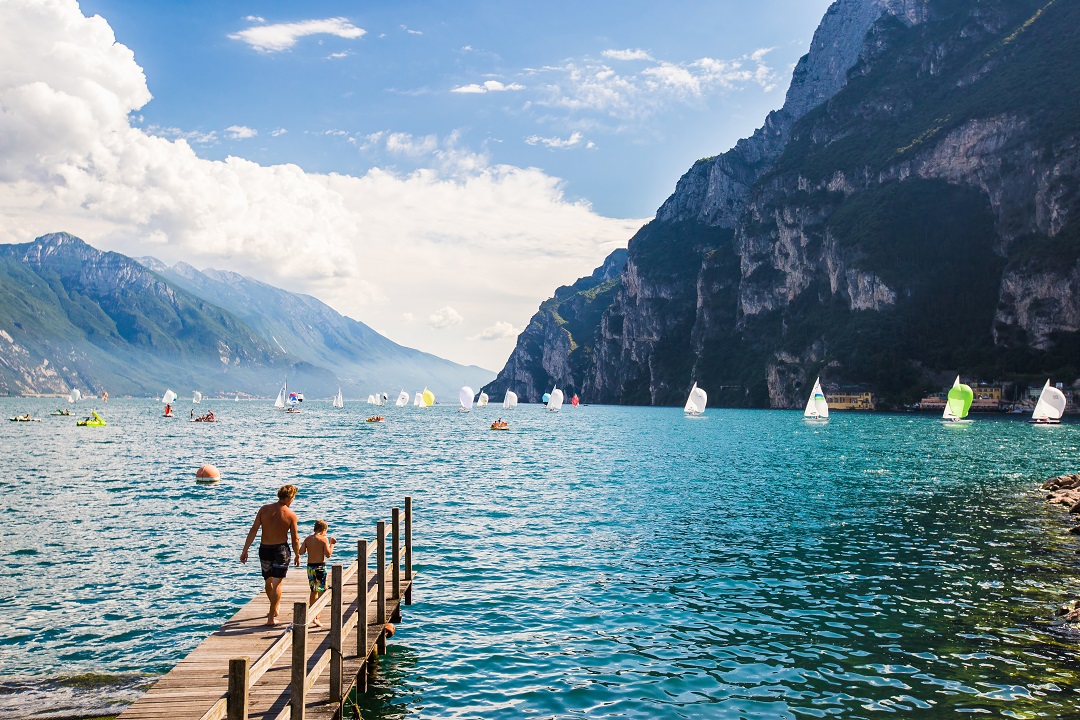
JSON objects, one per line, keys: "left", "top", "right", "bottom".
{"left": 392, "top": 507, "right": 401, "bottom": 600}
{"left": 405, "top": 496, "right": 413, "bottom": 605}
{"left": 357, "top": 539, "right": 369, "bottom": 694}
{"left": 227, "top": 657, "right": 249, "bottom": 720}
{"left": 330, "top": 564, "right": 343, "bottom": 704}
{"left": 377, "top": 519, "right": 387, "bottom": 653}
{"left": 291, "top": 602, "right": 308, "bottom": 720}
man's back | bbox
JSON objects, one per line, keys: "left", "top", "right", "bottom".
{"left": 259, "top": 502, "right": 297, "bottom": 544}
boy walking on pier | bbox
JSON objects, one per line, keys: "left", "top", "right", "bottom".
{"left": 300, "top": 520, "right": 337, "bottom": 627}
{"left": 240, "top": 484, "right": 301, "bottom": 626}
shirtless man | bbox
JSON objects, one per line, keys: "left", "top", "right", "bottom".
{"left": 240, "top": 484, "right": 301, "bottom": 625}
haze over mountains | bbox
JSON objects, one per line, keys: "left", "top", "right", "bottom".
{"left": 485, "top": 0, "right": 1080, "bottom": 408}
{"left": 0, "top": 233, "right": 492, "bottom": 398}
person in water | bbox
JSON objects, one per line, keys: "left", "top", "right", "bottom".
{"left": 299, "top": 519, "right": 337, "bottom": 627}
{"left": 190, "top": 409, "right": 194, "bottom": 420}
{"left": 240, "top": 484, "right": 301, "bottom": 625}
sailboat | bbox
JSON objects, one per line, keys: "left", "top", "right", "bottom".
{"left": 367, "top": 394, "right": 377, "bottom": 405}
{"left": 459, "top": 386, "right": 474, "bottom": 412}
{"left": 192, "top": 391, "right": 202, "bottom": 404}
{"left": 274, "top": 381, "right": 287, "bottom": 409}
{"left": 803, "top": 378, "right": 828, "bottom": 422}
{"left": 333, "top": 388, "right": 344, "bottom": 409}
{"left": 286, "top": 390, "right": 303, "bottom": 413}
{"left": 503, "top": 390, "right": 518, "bottom": 409}
{"left": 413, "top": 391, "right": 423, "bottom": 407}
{"left": 422, "top": 388, "right": 435, "bottom": 408}
{"left": 477, "top": 392, "right": 489, "bottom": 408}
{"left": 942, "top": 376, "right": 973, "bottom": 424}
{"left": 161, "top": 389, "right": 177, "bottom": 404}
{"left": 684, "top": 383, "right": 707, "bottom": 416}
{"left": 1030, "top": 380, "right": 1067, "bottom": 425}
{"left": 396, "top": 390, "right": 409, "bottom": 407}
{"left": 548, "top": 386, "right": 564, "bottom": 412}
{"left": 571, "top": 394, "right": 579, "bottom": 408}
{"left": 235, "top": 393, "right": 240, "bottom": 402}
{"left": 68, "top": 388, "right": 82, "bottom": 405}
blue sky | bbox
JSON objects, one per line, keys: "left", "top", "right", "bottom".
{"left": 3, "top": 0, "right": 833, "bottom": 370}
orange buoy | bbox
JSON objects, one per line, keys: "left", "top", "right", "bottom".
{"left": 384, "top": 623, "right": 395, "bottom": 638}
{"left": 195, "top": 464, "right": 220, "bottom": 483}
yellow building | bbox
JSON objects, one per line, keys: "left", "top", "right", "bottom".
{"left": 825, "top": 391, "right": 876, "bottom": 410}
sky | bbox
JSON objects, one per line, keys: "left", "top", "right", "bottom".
{"left": 0, "top": 0, "right": 833, "bottom": 371}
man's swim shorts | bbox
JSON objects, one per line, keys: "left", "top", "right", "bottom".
{"left": 259, "top": 543, "right": 291, "bottom": 579}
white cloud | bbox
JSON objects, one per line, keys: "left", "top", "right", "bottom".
{"left": 244, "top": 15, "right": 265, "bottom": 23}
{"left": 326, "top": 51, "right": 350, "bottom": 60}
{"left": 225, "top": 125, "right": 258, "bottom": 139}
{"left": 602, "top": 49, "right": 653, "bottom": 61}
{"left": 0, "top": 0, "right": 645, "bottom": 370}
{"left": 428, "top": 306, "right": 463, "bottom": 329}
{"left": 470, "top": 321, "right": 521, "bottom": 341}
{"left": 271, "top": 128, "right": 287, "bottom": 137}
{"left": 400, "top": 25, "right": 423, "bottom": 36}
{"left": 147, "top": 125, "right": 218, "bottom": 144}
{"left": 451, "top": 80, "right": 525, "bottom": 94}
{"left": 525, "top": 131, "right": 591, "bottom": 150}
{"left": 229, "top": 17, "right": 366, "bottom": 53}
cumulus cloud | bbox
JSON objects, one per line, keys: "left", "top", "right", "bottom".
{"left": 525, "top": 131, "right": 594, "bottom": 150}
{"left": 428, "top": 306, "right": 463, "bottom": 329}
{"left": 0, "top": 0, "right": 645, "bottom": 369}
{"left": 602, "top": 49, "right": 653, "bottom": 61}
{"left": 451, "top": 80, "right": 525, "bottom": 94}
{"left": 229, "top": 17, "right": 366, "bottom": 53}
{"left": 470, "top": 321, "right": 521, "bottom": 341}
{"left": 271, "top": 127, "right": 287, "bottom": 137}
{"left": 225, "top": 125, "right": 257, "bottom": 139}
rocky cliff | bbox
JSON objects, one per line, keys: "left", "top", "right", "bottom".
{"left": 485, "top": 0, "right": 1080, "bottom": 407}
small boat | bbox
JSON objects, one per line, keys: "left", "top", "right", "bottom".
{"left": 77, "top": 411, "right": 106, "bottom": 427}
{"left": 164, "top": 403, "right": 176, "bottom": 418}
{"left": 942, "top": 376, "right": 974, "bottom": 424}
{"left": 191, "top": 410, "right": 217, "bottom": 422}
{"left": 542, "top": 392, "right": 551, "bottom": 405}
{"left": 286, "top": 390, "right": 303, "bottom": 413}
{"left": 1030, "top": 379, "right": 1067, "bottom": 425}
{"left": 684, "top": 383, "right": 707, "bottom": 417}
{"left": 803, "top": 378, "right": 828, "bottom": 422}
{"left": 490, "top": 420, "right": 509, "bottom": 430}
{"left": 413, "top": 391, "right": 423, "bottom": 407}
{"left": 366, "top": 415, "right": 385, "bottom": 423}
{"left": 275, "top": 380, "right": 287, "bottom": 409}
{"left": 50, "top": 409, "right": 71, "bottom": 416}
{"left": 68, "top": 388, "right": 82, "bottom": 405}
{"left": 396, "top": 390, "right": 409, "bottom": 407}
{"left": 477, "top": 392, "right": 489, "bottom": 408}
{"left": 503, "top": 390, "right": 518, "bottom": 409}
{"left": 333, "top": 388, "right": 344, "bottom": 409}
{"left": 162, "top": 389, "right": 177, "bottom": 404}
{"left": 571, "top": 394, "right": 579, "bottom": 408}
{"left": 235, "top": 393, "right": 240, "bottom": 402}
{"left": 548, "top": 386, "right": 564, "bottom": 412}
{"left": 459, "top": 386, "right": 474, "bottom": 412}
{"left": 8, "top": 414, "right": 40, "bottom": 422}
{"left": 192, "top": 390, "right": 202, "bottom": 404}
{"left": 422, "top": 388, "right": 435, "bottom": 408}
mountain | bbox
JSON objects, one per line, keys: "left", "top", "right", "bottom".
{"left": 485, "top": 0, "right": 1080, "bottom": 408}
{"left": 0, "top": 233, "right": 491, "bottom": 397}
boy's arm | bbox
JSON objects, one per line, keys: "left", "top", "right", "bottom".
{"left": 240, "top": 509, "right": 262, "bottom": 563}
{"left": 323, "top": 537, "right": 333, "bottom": 558}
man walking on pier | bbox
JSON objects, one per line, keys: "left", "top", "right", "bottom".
{"left": 240, "top": 484, "right": 301, "bottom": 625}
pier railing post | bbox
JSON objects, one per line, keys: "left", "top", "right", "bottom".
{"left": 357, "top": 539, "right": 369, "bottom": 693}
{"left": 227, "top": 657, "right": 249, "bottom": 720}
{"left": 291, "top": 602, "right": 308, "bottom": 720}
{"left": 377, "top": 519, "right": 387, "bottom": 653}
{"left": 405, "top": 496, "right": 413, "bottom": 605}
{"left": 392, "top": 507, "right": 401, "bottom": 600}
{"left": 330, "top": 564, "right": 343, "bottom": 704}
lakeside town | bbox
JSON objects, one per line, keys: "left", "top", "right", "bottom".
{"left": 822, "top": 381, "right": 1079, "bottom": 413}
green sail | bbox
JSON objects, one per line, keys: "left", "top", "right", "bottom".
{"left": 947, "top": 383, "right": 974, "bottom": 419}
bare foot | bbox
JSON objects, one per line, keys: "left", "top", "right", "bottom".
{"left": 310, "top": 617, "right": 323, "bottom": 628}
{"left": 265, "top": 616, "right": 278, "bottom": 626}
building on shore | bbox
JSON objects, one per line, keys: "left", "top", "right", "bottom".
{"left": 824, "top": 389, "right": 876, "bottom": 411}
{"left": 919, "top": 381, "right": 1007, "bottom": 412}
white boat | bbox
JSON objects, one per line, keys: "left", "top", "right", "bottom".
{"left": 684, "top": 382, "right": 707, "bottom": 416}
{"left": 367, "top": 395, "right": 376, "bottom": 405}
{"left": 459, "top": 386, "right": 474, "bottom": 412}
{"left": 396, "top": 390, "right": 409, "bottom": 407}
{"left": 413, "top": 391, "right": 423, "bottom": 407}
{"left": 1031, "top": 379, "right": 1067, "bottom": 425}
{"left": 286, "top": 390, "right": 303, "bottom": 413}
{"left": 477, "top": 392, "right": 489, "bottom": 407}
{"left": 192, "top": 391, "right": 202, "bottom": 404}
{"left": 942, "top": 376, "right": 973, "bottom": 424}
{"left": 162, "top": 389, "right": 177, "bottom": 404}
{"left": 333, "top": 388, "right": 344, "bottom": 409}
{"left": 548, "top": 386, "right": 564, "bottom": 412}
{"left": 274, "top": 381, "right": 286, "bottom": 409}
{"left": 503, "top": 390, "right": 518, "bottom": 409}
{"left": 235, "top": 393, "right": 240, "bottom": 402}
{"left": 803, "top": 378, "right": 828, "bottom": 421}
{"left": 68, "top": 388, "right": 82, "bottom": 404}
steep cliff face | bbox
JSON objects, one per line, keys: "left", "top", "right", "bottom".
{"left": 491, "top": 0, "right": 1080, "bottom": 407}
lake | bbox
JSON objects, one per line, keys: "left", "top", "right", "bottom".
{"left": 1, "top": 398, "right": 1079, "bottom": 719}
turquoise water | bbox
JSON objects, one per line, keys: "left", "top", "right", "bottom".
{"left": 1, "top": 398, "right": 1080, "bottom": 719}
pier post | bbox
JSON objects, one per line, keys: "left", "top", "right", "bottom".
{"left": 330, "top": 564, "right": 343, "bottom": 704}
{"left": 356, "top": 539, "right": 369, "bottom": 693}
{"left": 392, "top": 507, "right": 401, "bottom": 600}
{"left": 290, "top": 602, "right": 308, "bottom": 720}
{"left": 405, "top": 496, "right": 412, "bottom": 605}
{"left": 377, "top": 519, "right": 387, "bottom": 654}
{"left": 227, "top": 657, "right": 249, "bottom": 720}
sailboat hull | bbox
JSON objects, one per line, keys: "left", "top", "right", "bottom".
{"left": 1029, "top": 418, "right": 1061, "bottom": 425}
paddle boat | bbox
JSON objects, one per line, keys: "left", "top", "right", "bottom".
{"left": 8, "top": 413, "right": 40, "bottom": 422}
{"left": 191, "top": 410, "right": 217, "bottom": 423}
{"left": 77, "top": 411, "right": 107, "bottom": 427}
{"left": 490, "top": 419, "right": 509, "bottom": 431}
{"left": 50, "top": 409, "right": 71, "bottom": 416}
{"left": 164, "top": 403, "right": 175, "bottom": 418}
{"left": 366, "top": 415, "right": 385, "bottom": 423}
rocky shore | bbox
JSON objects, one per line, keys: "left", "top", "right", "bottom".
{"left": 1042, "top": 473, "right": 1080, "bottom": 622}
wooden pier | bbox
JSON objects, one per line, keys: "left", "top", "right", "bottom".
{"left": 118, "top": 499, "right": 414, "bottom": 720}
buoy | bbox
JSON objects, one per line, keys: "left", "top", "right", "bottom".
{"left": 195, "top": 464, "right": 220, "bottom": 483}
{"left": 384, "top": 623, "right": 395, "bottom": 638}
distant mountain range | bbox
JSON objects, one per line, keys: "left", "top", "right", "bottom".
{"left": 0, "top": 233, "right": 491, "bottom": 398}
{"left": 485, "top": 0, "right": 1080, "bottom": 408}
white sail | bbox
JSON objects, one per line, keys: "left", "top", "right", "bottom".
{"left": 413, "top": 391, "right": 423, "bottom": 407}
{"left": 68, "top": 388, "right": 82, "bottom": 404}
{"left": 193, "top": 391, "right": 202, "bottom": 404}
{"left": 942, "top": 376, "right": 960, "bottom": 420}
{"left": 503, "top": 390, "right": 518, "bottom": 409}
{"left": 274, "top": 382, "right": 286, "bottom": 409}
{"left": 459, "top": 386, "right": 474, "bottom": 411}
{"left": 235, "top": 393, "right": 240, "bottom": 402}
{"left": 367, "top": 395, "right": 376, "bottom": 405}
{"left": 161, "top": 389, "right": 177, "bottom": 404}
{"left": 333, "top": 388, "right": 344, "bottom": 408}
{"left": 804, "top": 378, "right": 828, "bottom": 419}
{"left": 548, "top": 386, "right": 564, "bottom": 412}
{"left": 1033, "top": 380, "right": 1067, "bottom": 421}
{"left": 684, "top": 383, "right": 707, "bottom": 415}
{"left": 477, "top": 392, "right": 489, "bottom": 407}
{"left": 396, "top": 390, "right": 409, "bottom": 407}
